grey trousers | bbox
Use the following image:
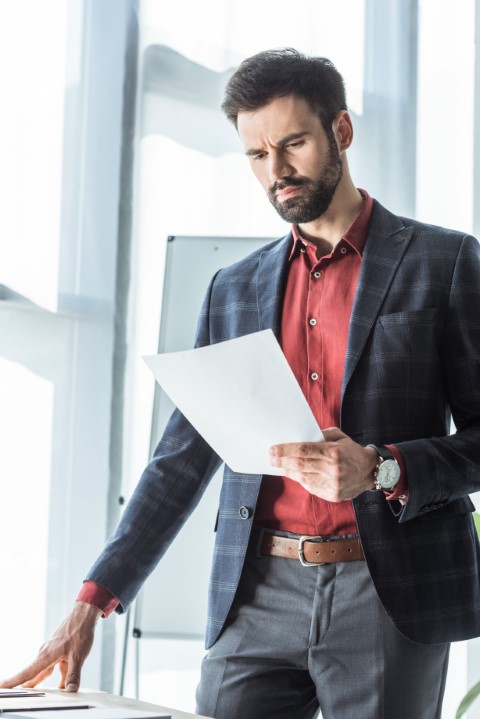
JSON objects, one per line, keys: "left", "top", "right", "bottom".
{"left": 196, "top": 540, "right": 450, "bottom": 719}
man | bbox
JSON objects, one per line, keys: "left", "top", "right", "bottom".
{"left": 2, "top": 48, "right": 480, "bottom": 719}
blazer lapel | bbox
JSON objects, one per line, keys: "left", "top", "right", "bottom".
{"left": 342, "top": 202, "right": 414, "bottom": 396}
{"left": 257, "top": 232, "right": 292, "bottom": 339}
{"left": 255, "top": 211, "right": 413, "bottom": 398}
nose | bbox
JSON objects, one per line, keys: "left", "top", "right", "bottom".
{"left": 268, "top": 150, "right": 293, "bottom": 184}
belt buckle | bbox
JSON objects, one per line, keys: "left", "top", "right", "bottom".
{"left": 298, "top": 535, "right": 325, "bottom": 567}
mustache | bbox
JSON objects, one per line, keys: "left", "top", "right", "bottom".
{"left": 269, "top": 177, "right": 309, "bottom": 195}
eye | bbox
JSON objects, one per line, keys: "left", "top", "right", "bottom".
{"left": 252, "top": 152, "right": 267, "bottom": 161}
{"left": 286, "top": 140, "right": 304, "bottom": 149}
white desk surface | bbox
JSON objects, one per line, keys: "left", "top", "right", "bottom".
{"left": 40, "top": 688, "right": 208, "bottom": 719}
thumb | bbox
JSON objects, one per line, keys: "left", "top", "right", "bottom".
{"left": 322, "top": 427, "right": 348, "bottom": 443}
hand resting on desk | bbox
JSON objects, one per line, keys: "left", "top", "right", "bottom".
{"left": 0, "top": 601, "right": 100, "bottom": 692}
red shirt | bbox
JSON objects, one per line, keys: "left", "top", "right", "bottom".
{"left": 255, "top": 190, "right": 406, "bottom": 535}
{"left": 78, "top": 190, "right": 407, "bottom": 614}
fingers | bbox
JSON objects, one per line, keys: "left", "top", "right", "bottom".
{"left": 269, "top": 429, "right": 350, "bottom": 471}
{"left": 270, "top": 441, "right": 340, "bottom": 463}
{"left": 279, "top": 467, "right": 347, "bottom": 502}
{"left": 58, "top": 660, "right": 68, "bottom": 689}
{"left": 268, "top": 431, "right": 360, "bottom": 502}
{"left": 22, "top": 665, "right": 55, "bottom": 688}
{"left": 269, "top": 428, "right": 348, "bottom": 460}
{"left": 64, "top": 654, "right": 82, "bottom": 692}
{"left": 271, "top": 457, "right": 336, "bottom": 479}
{"left": 1, "top": 603, "right": 97, "bottom": 693}
{"left": 2, "top": 657, "right": 80, "bottom": 693}
{"left": 58, "top": 657, "right": 81, "bottom": 692}
{"left": 0, "top": 657, "right": 55, "bottom": 689}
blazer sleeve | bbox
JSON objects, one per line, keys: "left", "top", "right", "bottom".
{"left": 84, "top": 274, "right": 222, "bottom": 611}
{"left": 396, "top": 234, "right": 480, "bottom": 522}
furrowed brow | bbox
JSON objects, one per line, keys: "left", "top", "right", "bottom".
{"left": 278, "top": 131, "right": 310, "bottom": 145}
{"left": 244, "top": 131, "right": 311, "bottom": 157}
{"left": 245, "top": 147, "right": 265, "bottom": 157}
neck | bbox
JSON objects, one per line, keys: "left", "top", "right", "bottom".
{"left": 297, "top": 174, "right": 363, "bottom": 253}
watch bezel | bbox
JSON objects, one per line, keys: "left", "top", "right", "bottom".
{"left": 375, "top": 458, "right": 401, "bottom": 490}
{"left": 366, "top": 444, "right": 401, "bottom": 491}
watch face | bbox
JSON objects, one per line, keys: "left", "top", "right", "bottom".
{"left": 377, "top": 459, "right": 401, "bottom": 490}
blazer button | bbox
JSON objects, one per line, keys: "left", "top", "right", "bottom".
{"left": 239, "top": 506, "right": 251, "bottom": 519}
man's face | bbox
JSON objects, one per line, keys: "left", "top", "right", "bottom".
{"left": 237, "top": 95, "right": 343, "bottom": 224}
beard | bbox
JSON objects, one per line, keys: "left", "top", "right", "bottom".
{"left": 267, "top": 134, "right": 343, "bottom": 224}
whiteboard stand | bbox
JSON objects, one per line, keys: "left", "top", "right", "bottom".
{"left": 118, "top": 606, "right": 131, "bottom": 697}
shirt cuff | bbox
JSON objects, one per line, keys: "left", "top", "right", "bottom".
{"left": 76, "top": 581, "right": 119, "bottom": 618}
{"left": 384, "top": 444, "right": 408, "bottom": 502}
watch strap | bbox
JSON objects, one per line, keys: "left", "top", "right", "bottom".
{"left": 366, "top": 444, "right": 396, "bottom": 462}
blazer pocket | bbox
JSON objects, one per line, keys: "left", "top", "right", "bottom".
{"left": 379, "top": 307, "right": 438, "bottom": 328}
{"left": 373, "top": 307, "right": 441, "bottom": 358}
{"left": 368, "top": 308, "right": 444, "bottom": 397}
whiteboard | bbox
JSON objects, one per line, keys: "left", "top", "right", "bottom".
{"left": 133, "top": 235, "right": 274, "bottom": 639}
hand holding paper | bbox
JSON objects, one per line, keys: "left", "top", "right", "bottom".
{"left": 269, "top": 426, "right": 378, "bottom": 502}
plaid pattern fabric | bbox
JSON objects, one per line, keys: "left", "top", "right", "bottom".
{"left": 87, "top": 200, "right": 480, "bottom": 647}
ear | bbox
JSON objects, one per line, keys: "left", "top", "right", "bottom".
{"left": 332, "top": 110, "right": 354, "bottom": 152}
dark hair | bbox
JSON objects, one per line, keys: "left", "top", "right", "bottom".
{"left": 221, "top": 48, "right": 347, "bottom": 133}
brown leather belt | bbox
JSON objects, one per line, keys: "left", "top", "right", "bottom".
{"left": 253, "top": 531, "right": 364, "bottom": 566}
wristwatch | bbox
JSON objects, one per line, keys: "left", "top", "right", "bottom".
{"left": 366, "top": 445, "right": 401, "bottom": 491}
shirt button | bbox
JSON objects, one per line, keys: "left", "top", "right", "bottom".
{"left": 340, "top": 247, "right": 347, "bottom": 254}
{"left": 239, "top": 506, "right": 251, "bottom": 519}
{"left": 310, "top": 372, "right": 319, "bottom": 381}
{"left": 313, "top": 271, "right": 321, "bottom": 278}
{"left": 309, "top": 318, "right": 317, "bottom": 326}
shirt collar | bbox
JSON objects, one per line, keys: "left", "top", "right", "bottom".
{"left": 288, "top": 189, "right": 374, "bottom": 261}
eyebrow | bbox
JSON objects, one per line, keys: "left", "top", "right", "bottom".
{"left": 244, "top": 131, "right": 311, "bottom": 157}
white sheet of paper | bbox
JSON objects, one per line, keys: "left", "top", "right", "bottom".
{"left": 143, "top": 329, "right": 323, "bottom": 475}
{"left": 1, "top": 708, "right": 170, "bottom": 719}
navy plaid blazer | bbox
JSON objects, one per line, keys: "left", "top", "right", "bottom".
{"left": 87, "top": 200, "right": 480, "bottom": 647}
